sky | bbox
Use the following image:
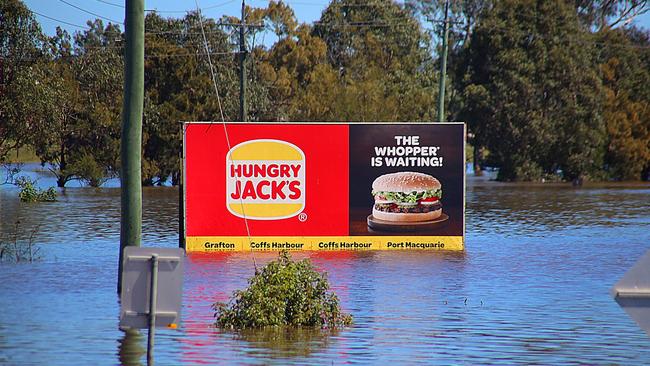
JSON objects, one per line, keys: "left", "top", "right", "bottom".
{"left": 23, "top": 0, "right": 650, "bottom": 42}
{"left": 25, "top": 0, "right": 328, "bottom": 36}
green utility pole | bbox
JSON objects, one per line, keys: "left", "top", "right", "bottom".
{"left": 437, "top": 0, "right": 450, "bottom": 122}
{"left": 239, "top": 0, "right": 247, "bottom": 122}
{"left": 118, "top": 0, "right": 144, "bottom": 293}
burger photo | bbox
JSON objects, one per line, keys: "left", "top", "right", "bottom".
{"left": 371, "top": 172, "right": 442, "bottom": 222}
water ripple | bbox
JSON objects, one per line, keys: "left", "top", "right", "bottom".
{"left": 1, "top": 179, "right": 649, "bottom": 364}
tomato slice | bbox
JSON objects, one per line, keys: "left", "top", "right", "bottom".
{"left": 420, "top": 197, "right": 439, "bottom": 202}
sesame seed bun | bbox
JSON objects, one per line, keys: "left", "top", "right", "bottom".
{"left": 372, "top": 172, "right": 441, "bottom": 193}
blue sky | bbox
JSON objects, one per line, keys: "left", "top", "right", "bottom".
{"left": 26, "top": 0, "right": 328, "bottom": 35}
{"left": 24, "top": 0, "right": 650, "bottom": 41}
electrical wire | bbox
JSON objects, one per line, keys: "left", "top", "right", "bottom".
{"left": 59, "top": 0, "right": 123, "bottom": 24}
{"left": 31, "top": 10, "right": 90, "bottom": 29}
{"left": 145, "top": 51, "right": 239, "bottom": 58}
{"left": 194, "top": 0, "right": 254, "bottom": 245}
{"left": 94, "top": 0, "right": 238, "bottom": 13}
{"left": 313, "top": 20, "right": 418, "bottom": 27}
{"left": 93, "top": 0, "right": 123, "bottom": 9}
{"left": 29, "top": 4, "right": 650, "bottom": 51}
{"left": 248, "top": 0, "right": 411, "bottom": 8}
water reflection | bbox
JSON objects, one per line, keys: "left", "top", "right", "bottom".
{"left": 117, "top": 328, "right": 146, "bottom": 366}
{"left": 1, "top": 167, "right": 650, "bottom": 364}
{"left": 467, "top": 182, "right": 650, "bottom": 237}
{"left": 228, "top": 327, "right": 339, "bottom": 359}
{"left": 0, "top": 186, "right": 178, "bottom": 247}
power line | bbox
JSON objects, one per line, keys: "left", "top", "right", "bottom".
{"left": 4, "top": 33, "right": 648, "bottom": 64}
{"left": 195, "top": 0, "right": 228, "bottom": 123}
{"left": 313, "top": 20, "right": 418, "bottom": 27}
{"left": 28, "top": 5, "right": 650, "bottom": 50}
{"left": 194, "top": 0, "right": 255, "bottom": 247}
{"left": 31, "top": 10, "right": 90, "bottom": 30}
{"left": 0, "top": 50, "right": 241, "bottom": 62}
{"left": 94, "top": 0, "right": 123, "bottom": 9}
{"left": 203, "top": 0, "right": 241, "bottom": 10}
{"left": 94, "top": 0, "right": 238, "bottom": 13}
{"left": 30, "top": 8, "right": 237, "bottom": 36}
{"left": 146, "top": 51, "right": 239, "bottom": 58}
{"left": 248, "top": 0, "right": 411, "bottom": 8}
{"left": 59, "top": 0, "right": 123, "bottom": 25}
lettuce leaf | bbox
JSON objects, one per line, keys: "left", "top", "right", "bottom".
{"left": 372, "top": 189, "right": 442, "bottom": 203}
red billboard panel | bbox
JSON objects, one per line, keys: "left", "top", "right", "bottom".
{"left": 183, "top": 122, "right": 465, "bottom": 251}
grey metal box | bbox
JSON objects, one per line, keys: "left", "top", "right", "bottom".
{"left": 612, "top": 250, "right": 650, "bottom": 336}
{"left": 120, "top": 247, "right": 184, "bottom": 329}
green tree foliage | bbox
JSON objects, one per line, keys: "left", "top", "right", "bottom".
{"left": 260, "top": 21, "right": 333, "bottom": 120}
{"left": 459, "top": 0, "right": 605, "bottom": 181}
{"left": 73, "top": 20, "right": 124, "bottom": 184}
{"left": 32, "top": 28, "right": 83, "bottom": 187}
{"left": 597, "top": 27, "right": 650, "bottom": 180}
{"left": 410, "top": 0, "right": 494, "bottom": 127}
{"left": 310, "top": 0, "right": 437, "bottom": 121}
{"left": 6, "top": 0, "right": 649, "bottom": 184}
{"left": 574, "top": 0, "right": 649, "bottom": 31}
{"left": 0, "top": 0, "right": 47, "bottom": 161}
{"left": 31, "top": 24, "right": 122, "bottom": 187}
{"left": 266, "top": 0, "right": 298, "bottom": 41}
{"left": 142, "top": 12, "right": 224, "bottom": 185}
{"left": 214, "top": 251, "right": 352, "bottom": 329}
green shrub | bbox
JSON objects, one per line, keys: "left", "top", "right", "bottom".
{"left": 14, "top": 176, "right": 57, "bottom": 202}
{"left": 69, "top": 153, "right": 109, "bottom": 187}
{"left": 213, "top": 251, "right": 352, "bottom": 329}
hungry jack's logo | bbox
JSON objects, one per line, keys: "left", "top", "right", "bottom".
{"left": 226, "top": 139, "right": 306, "bottom": 220}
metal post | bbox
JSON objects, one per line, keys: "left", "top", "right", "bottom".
{"left": 147, "top": 254, "right": 159, "bottom": 365}
{"left": 437, "top": 0, "right": 450, "bottom": 122}
{"left": 239, "top": 0, "right": 247, "bottom": 122}
{"left": 179, "top": 124, "right": 186, "bottom": 249}
{"left": 118, "top": 0, "right": 144, "bottom": 294}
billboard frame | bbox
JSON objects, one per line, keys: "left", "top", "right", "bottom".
{"left": 180, "top": 121, "right": 466, "bottom": 251}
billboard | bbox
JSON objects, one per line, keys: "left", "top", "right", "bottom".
{"left": 183, "top": 122, "right": 465, "bottom": 252}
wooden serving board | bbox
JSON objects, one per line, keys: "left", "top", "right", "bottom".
{"left": 367, "top": 213, "right": 449, "bottom": 232}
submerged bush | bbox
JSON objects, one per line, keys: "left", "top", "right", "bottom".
{"left": 14, "top": 176, "right": 57, "bottom": 202}
{"left": 0, "top": 220, "right": 41, "bottom": 263}
{"left": 68, "top": 153, "right": 110, "bottom": 187}
{"left": 213, "top": 251, "right": 352, "bottom": 329}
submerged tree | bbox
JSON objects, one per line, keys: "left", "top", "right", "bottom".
{"left": 597, "top": 27, "right": 650, "bottom": 180}
{"left": 458, "top": 0, "right": 605, "bottom": 181}
{"left": 73, "top": 20, "right": 124, "bottom": 186}
{"left": 31, "top": 23, "right": 122, "bottom": 187}
{"left": 31, "top": 28, "right": 82, "bottom": 187}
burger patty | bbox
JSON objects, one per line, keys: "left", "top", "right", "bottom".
{"left": 374, "top": 202, "right": 442, "bottom": 213}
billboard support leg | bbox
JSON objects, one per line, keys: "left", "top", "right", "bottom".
{"left": 179, "top": 123, "right": 186, "bottom": 249}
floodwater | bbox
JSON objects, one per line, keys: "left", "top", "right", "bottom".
{"left": 1, "top": 165, "right": 649, "bottom": 365}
